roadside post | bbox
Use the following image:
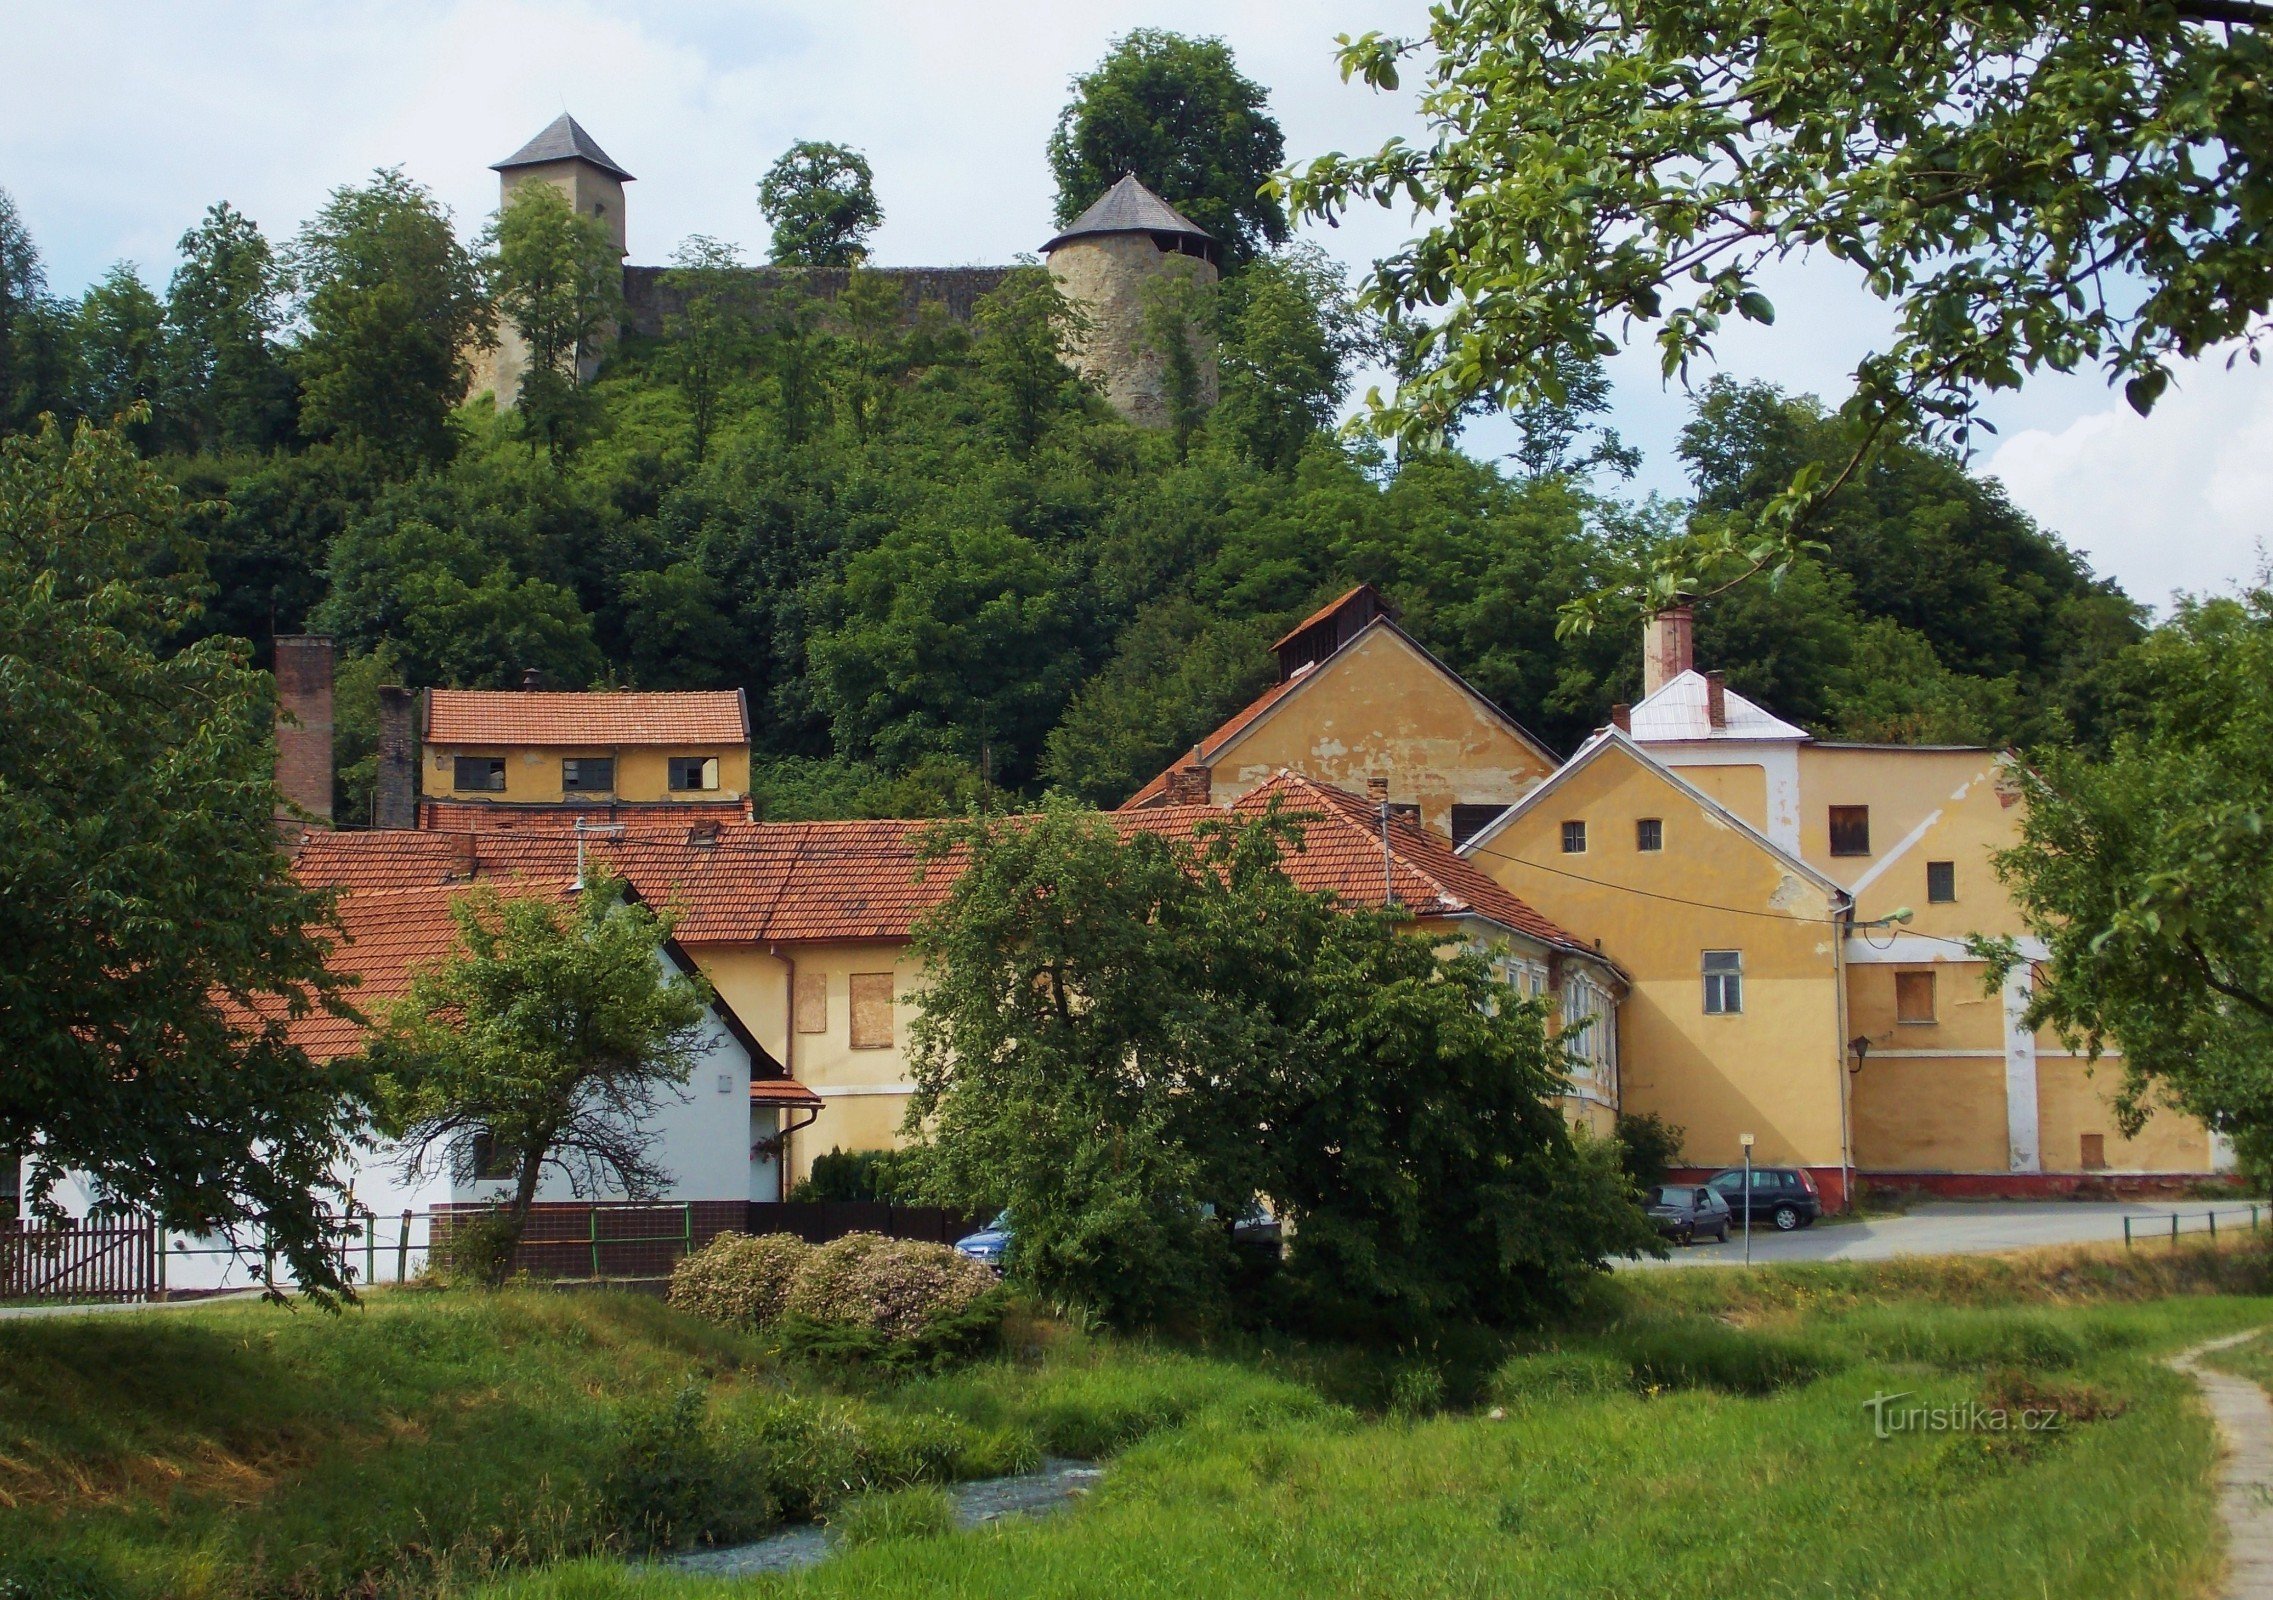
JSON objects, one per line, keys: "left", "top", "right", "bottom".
{"left": 1740, "top": 1133, "right": 1756, "bottom": 1266}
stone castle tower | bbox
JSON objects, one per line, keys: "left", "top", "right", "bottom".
{"left": 1041, "top": 174, "right": 1220, "bottom": 429}
{"left": 486, "top": 113, "right": 633, "bottom": 407}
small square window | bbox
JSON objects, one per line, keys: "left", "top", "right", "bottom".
{"left": 562, "top": 757, "right": 615, "bottom": 794}
{"left": 1829, "top": 805, "right": 1871, "bottom": 856}
{"left": 668, "top": 756, "right": 720, "bottom": 792}
{"left": 1927, "top": 860, "right": 1956, "bottom": 903}
{"left": 467, "top": 1130, "right": 517, "bottom": 1180}
{"left": 1702, "top": 950, "right": 1743, "bottom": 1015}
{"left": 1895, "top": 970, "right": 1936, "bottom": 1024}
{"left": 2080, "top": 1133, "right": 2108, "bottom": 1170}
{"left": 1636, "top": 818, "right": 1663, "bottom": 852}
{"left": 1561, "top": 820, "right": 1587, "bottom": 854}
{"left": 453, "top": 756, "right": 506, "bottom": 793}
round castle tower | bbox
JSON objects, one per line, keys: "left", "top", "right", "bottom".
{"left": 1041, "top": 175, "right": 1220, "bottom": 430}
{"left": 486, "top": 113, "right": 633, "bottom": 407}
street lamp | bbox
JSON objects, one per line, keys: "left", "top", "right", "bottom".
{"left": 1740, "top": 1132, "right": 1756, "bottom": 1266}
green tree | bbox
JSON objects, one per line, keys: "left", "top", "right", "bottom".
{"left": 290, "top": 169, "right": 491, "bottom": 466}
{"left": 1049, "top": 30, "right": 1288, "bottom": 267}
{"left": 825, "top": 268, "right": 905, "bottom": 443}
{"left": 485, "top": 181, "right": 624, "bottom": 464}
{"left": 1215, "top": 245, "right": 1374, "bottom": 472}
{"left": 67, "top": 264, "right": 169, "bottom": 449}
{"left": 758, "top": 142, "right": 882, "bottom": 268}
{"left": 1503, "top": 349, "right": 1639, "bottom": 485}
{"left": 1138, "top": 259, "right": 1216, "bottom": 456}
{"left": 1287, "top": 3, "right": 2273, "bottom": 607}
{"left": 901, "top": 802, "right": 1654, "bottom": 1329}
{"left": 0, "top": 187, "right": 69, "bottom": 436}
{"left": 1981, "top": 589, "right": 2273, "bottom": 1186}
{"left": 0, "top": 417, "right": 361, "bottom": 1294}
{"left": 164, "top": 202, "right": 296, "bottom": 454}
{"left": 970, "top": 265, "right": 1088, "bottom": 456}
{"left": 369, "top": 871, "right": 712, "bottom": 1281}
{"left": 659, "top": 235, "right": 751, "bottom": 462}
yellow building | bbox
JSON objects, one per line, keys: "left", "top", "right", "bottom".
{"left": 417, "top": 687, "right": 753, "bottom": 826}
{"left": 1121, "top": 585, "right": 1559, "bottom": 842}
{"left": 1463, "top": 611, "right": 2224, "bottom": 1202}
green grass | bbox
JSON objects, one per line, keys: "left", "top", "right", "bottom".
{"left": 4, "top": 1240, "right": 2270, "bottom": 1600}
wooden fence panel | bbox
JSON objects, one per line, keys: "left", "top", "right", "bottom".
{"left": 1, "top": 1217, "right": 158, "bottom": 1303}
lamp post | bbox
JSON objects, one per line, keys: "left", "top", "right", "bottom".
{"left": 1740, "top": 1132, "right": 1756, "bottom": 1266}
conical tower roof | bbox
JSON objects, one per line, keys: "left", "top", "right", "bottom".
{"left": 1041, "top": 174, "right": 1215, "bottom": 260}
{"left": 492, "top": 113, "right": 634, "bottom": 182}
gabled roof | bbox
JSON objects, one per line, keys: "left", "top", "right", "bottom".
{"left": 1630, "top": 669, "right": 1808, "bottom": 743}
{"left": 1120, "top": 612, "right": 1556, "bottom": 809}
{"left": 1457, "top": 726, "right": 1849, "bottom": 906}
{"left": 1041, "top": 174, "right": 1215, "bottom": 255}
{"left": 425, "top": 689, "right": 749, "bottom": 747}
{"left": 493, "top": 113, "right": 633, "bottom": 181}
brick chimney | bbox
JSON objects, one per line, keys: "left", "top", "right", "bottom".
{"left": 273, "top": 636, "right": 334, "bottom": 826}
{"left": 1611, "top": 703, "right": 1631, "bottom": 733}
{"left": 1366, "top": 775, "right": 1391, "bottom": 804}
{"left": 1704, "top": 670, "right": 1728, "bottom": 731}
{"left": 1164, "top": 748, "right": 1212, "bottom": 805}
{"left": 1642, "top": 604, "right": 1695, "bottom": 698}
{"left": 373, "top": 686, "right": 418, "bottom": 829}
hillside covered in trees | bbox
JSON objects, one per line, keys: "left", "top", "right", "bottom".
{"left": 0, "top": 33, "right": 2143, "bottom": 826}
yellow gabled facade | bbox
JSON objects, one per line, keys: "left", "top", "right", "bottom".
{"left": 1462, "top": 732, "right": 1854, "bottom": 1196}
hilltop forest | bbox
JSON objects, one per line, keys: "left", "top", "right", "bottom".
{"left": 0, "top": 34, "right": 2145, "bottom": 825}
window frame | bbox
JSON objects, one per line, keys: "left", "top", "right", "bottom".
{"left": 1635, "top": 817, "right": 1664, "bottom": 852}
{"left": 1702, "top": 949, "right": 1744, "bottom": 1015}
{"left": 1828, "top": 805, "right": 1872, "bottom": 857}
{"left": 1895, "top": 969, "right": 1937, "bottom": 1025}
{"left": 1560, "top": 819, "right": 1587, "bottom": 854}
{"left": 667, "top": 755, "right": 720, "bottom": 793}
{"left": 561, "top": 756, "right": 616, "bottom": 795}
{"left": 453, "top": 755, "right": 507, "bottom": 793}
{"left": 1926, "top": 860, "right": 1956, "bottom": 903}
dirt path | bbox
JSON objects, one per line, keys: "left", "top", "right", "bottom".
{"left": 2171, "top": 1330, "right": 2273, "bottom": 1599}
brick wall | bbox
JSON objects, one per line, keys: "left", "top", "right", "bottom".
{"left": 274, "top": 636, "right": 334, "bottom": 824}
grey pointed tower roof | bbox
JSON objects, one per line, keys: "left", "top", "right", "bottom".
{"left": 1041, "top": 174, "right": 1216, "bottom": 260}
{"left": 492, "top": 114, "right": 634, "bottom": 182}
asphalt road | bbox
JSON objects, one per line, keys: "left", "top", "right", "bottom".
{"left": 1625, "top": 1199, "right": 2268, "bottom": 1268}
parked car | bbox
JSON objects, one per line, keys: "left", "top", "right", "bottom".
{"left": 1646, "top": 1184, "right": 1731, "bottom": 1245}
{"left": 953, "top": 1204, "right": 1280, "bottom": 1271}
{"left": 1704, "top": 1166, "right": 1822, "bottom": 1231}
{"left": 953, "top": 1212, "right": 1012, "bottom": 1269}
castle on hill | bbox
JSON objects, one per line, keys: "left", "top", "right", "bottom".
{"left": 484, "top": 113, "right": 1218, "bottom": 429}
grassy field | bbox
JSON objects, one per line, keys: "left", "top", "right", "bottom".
{"left": 4, "top": 1241, "right": 2269, "bottom": 1600}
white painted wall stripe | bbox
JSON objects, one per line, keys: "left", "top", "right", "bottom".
{"left": 2003, "top": 966, "right": 2041, "bottom": 1173}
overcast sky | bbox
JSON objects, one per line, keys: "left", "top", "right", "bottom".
{"left": 7, "top": 0, "right": 2265, "bottom": 612}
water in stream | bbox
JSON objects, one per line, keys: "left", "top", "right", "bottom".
{"left": 662, "top": 1458, "right": 1103, "bottom": 1578}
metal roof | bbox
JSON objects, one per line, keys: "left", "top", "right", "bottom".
{"left": 492, "top": 113, "right": 634, "bottom": 181}
{"left": 1041, "top": 174, "right": 1214, "bottom": 255}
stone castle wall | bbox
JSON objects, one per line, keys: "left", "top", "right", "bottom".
{"left": 1045, "top": 235, "right": 1218, "bottom": 430}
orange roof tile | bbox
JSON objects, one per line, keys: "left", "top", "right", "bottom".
{"left": 425, "top": 689, "right": 749, "bottom": 746}
{"left": 416, "top": 798, "right": 754, "bottom": 832}
{"left": 1120, "top": 672, "right": 1307, "bottom": 809}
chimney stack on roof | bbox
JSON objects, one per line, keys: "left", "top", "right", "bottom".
{"left": 1611, "top": 703, "right": 1631, "bottom": 734}
{"left": 1366, "top": 775, "right": 1391, "bottom": 804}
{"left": 1705, "top": 670, "right": 1728, "bottom": 730}
{"left": 520, "top": 667, "right": 545, "bottom": 692}
{"left": 1164, "top": 748, "right": 1213, "bottom": 806}
{"left": 273, "top": 636, "right": 335, "bottom": 828}
{"left": 1642, "top": 604, "right": 1695, "bottom": 698}
{"left": 374, "top": 686, "right": 418, "bottom": 829}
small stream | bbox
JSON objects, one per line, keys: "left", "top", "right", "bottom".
{"left": 662, "top": 1458, "right": 1104, "bottom": 1578}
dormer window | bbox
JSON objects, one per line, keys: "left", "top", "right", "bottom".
{"left": 668, "top": 756, "right": 720, "bottom": 792}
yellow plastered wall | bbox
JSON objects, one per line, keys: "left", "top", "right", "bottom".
{"left": 2036, "top": 1057, "right": 2213, "bottom": 1174}
{"left": 1209, "top": 626, "right": 1555, "bottom": 834}
{"left": 1677, "top": 763, "right": 1768, "bottom": 831}
{"left": 687, "top": 940, "right": 922, "bottom": 1190}
{"left": 1851, "top": 1062, "right": 2010, "bottom": 1170}
{"left": 1793, "top": 747, "right": 2021, "bottom": 936}
{"left": 1470, "top": 744, "right": 1847, "bottom": 1172}
{"left": 423, "top": 744, "right": 751, "bottom": 804}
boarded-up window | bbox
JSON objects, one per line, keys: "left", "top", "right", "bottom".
{"left": 849, "top": 972, "right": 894, "bottom": 1050}
{"left": 2080, "top": 1133, "right": 2108, "bottom": 1170}
{"left": 1828, "top": 805, "right": 1871, "bottom": 856}
{"left": 794, "top": 970, "right": 827, "bottom": 1034}
{"left": 1450, "top": 804, "right": 1507, "bottom": 848}
{"left": 1895, "top": 970, "right": 1936, "bottom": 1024}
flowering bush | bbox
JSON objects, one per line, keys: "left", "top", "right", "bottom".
{"left": 784, "top": 1232, "right": 1000, "bottom": 1339}
{"left": 668, "top": 1232, "right": 812, "bottom": 1326}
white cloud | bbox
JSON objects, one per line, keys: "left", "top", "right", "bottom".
{"left": 1988, "top": 355, "right": 2273, "bottom": 611}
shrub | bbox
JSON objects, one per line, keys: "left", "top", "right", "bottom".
{"left": 427, "top": 1209, "right": 522, "bottom": 1287}
{"left": 599, "top": 1386, "right": 778, "bottom": 1552}
{"left": 789, "top": 1147, "right": 911, "bottom": 1202}
{"left": 669, "top": 1232, "right": 812, "bottom": 1326}
{"left": 785, "top": 1233, "right": 1001, "bottom": 1339}
{"left": 828, "top": 1485, "right": 956, "bottom": 1548}
{"left": 1614, "top": 1112, "right": 1686, "bottom": 1192}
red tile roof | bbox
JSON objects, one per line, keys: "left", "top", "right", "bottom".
{"left": 416, "top": 798, "right": 754, "bottom": 832}
{"left": 425, "top": 688, "right": 750, "bottom": 746}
